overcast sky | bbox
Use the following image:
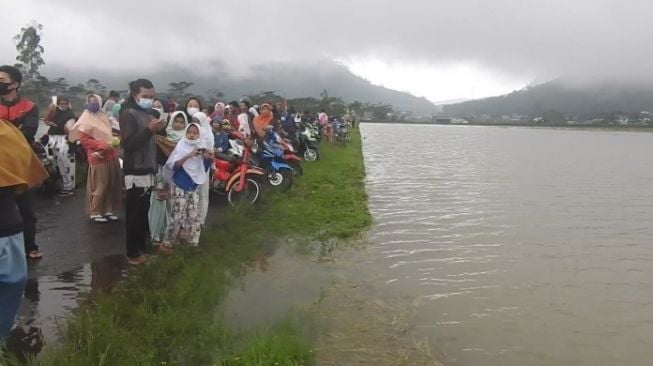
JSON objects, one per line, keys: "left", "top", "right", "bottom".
{"left": 3, "top": 0, "right": 653, "bottom": 102}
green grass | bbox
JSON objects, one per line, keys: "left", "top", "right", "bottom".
{"left": 4, "top": 130, "right": 370, "bottom": 366}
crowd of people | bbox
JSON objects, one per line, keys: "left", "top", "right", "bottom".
{"left": 0, "top": 64, "right": 356, "bottom": 341}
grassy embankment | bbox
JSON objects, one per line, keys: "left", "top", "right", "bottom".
{"left": 6, "top": 130, "right": 371, "bottom": 366}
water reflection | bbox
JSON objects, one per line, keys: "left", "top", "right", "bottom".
{"left": 7, "top": 254, "right": 127, "bottom": 360}
{"left": 360, "top": 124, "right": 653, "bottom": 365}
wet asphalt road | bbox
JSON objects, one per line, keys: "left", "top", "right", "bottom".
{"left": 8, "top": 190, "right": 224, "bottom": 359}
{"left": 29, "top": 192, "right": 126, "bottom": 277}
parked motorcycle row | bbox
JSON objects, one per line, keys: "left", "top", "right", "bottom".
{"left": 210, "top": 119, "right": 323, "bottom": 207}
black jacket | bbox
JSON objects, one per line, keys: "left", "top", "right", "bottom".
{"left": 119, "top": 99, "right": 157, "bottom": 175}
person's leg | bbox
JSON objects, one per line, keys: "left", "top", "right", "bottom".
{"left": 135, "top": 188, "right": 151, "bottom": 254}
{"left": 198, "top": 177, "right": 210, "bottom": 225}
{"left": 53, "top": 137, "right": 73, "bottom": 192}
{"left": 187, "top": 190, "right": 202, "bottom": 247}
{"left": 62, "top": 141, "right": 76, "bottom": 192}
{"left": 87, "top": 165, "right": 102, "bottom": 217}
{"left": 162, "top": 187, "right": 185, "bottom": 248}
{"left": 15, "top": 191, "right": 38, "bottom": 255}
{"left": 125, "top": 187, "right": 146, "bottom": 259}
{"left": 105, "top": 159, "right": 123, "bottom": 218}
{"left": 0, "top": 233, "right": 27, "bottom": 339}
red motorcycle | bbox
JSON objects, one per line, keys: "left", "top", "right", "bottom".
{"left": 211, "top": 131, "right": 265, "bottom": 207}
{"left": 280, "top": 138, "right": 303, "bottom": 177}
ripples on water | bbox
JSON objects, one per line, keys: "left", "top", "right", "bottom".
{"left": 360, "top": 124, "right": 653, "bottom": 365}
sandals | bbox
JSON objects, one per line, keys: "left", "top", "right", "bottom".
{"left": 104, "top": 213, "right": 119, "bottom": 222}
{"left": 90, "top": 215, "right": 108, "bottom": 223}
{"left": 128, "top": 255, "right": 148, "bottom": 265}
{"left": 157, "top": 244, "right": 174, "bottom": 255}
{"left": 27, "top": 250, "right": 43, "bottom": 260}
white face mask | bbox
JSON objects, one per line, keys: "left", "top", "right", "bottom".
{"left": 187, "top": 107, "right": 200, "bottom": 117}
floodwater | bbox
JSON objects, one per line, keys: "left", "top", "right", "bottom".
{"left": 358, "top": 123, "right": 653, "bottom": 365}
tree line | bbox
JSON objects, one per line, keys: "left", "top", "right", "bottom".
{"left": 10, "top": 22, "right": 396, "bottom": 120}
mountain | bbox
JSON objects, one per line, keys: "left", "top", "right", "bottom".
{"left": 433, "top": 98, "right": 470, "bottom": 106}
{"left": 443, "top": 79, "right": 653, "bottom": 120}
{"left": 42, "top": 60, "right": 437, "bottom": 115}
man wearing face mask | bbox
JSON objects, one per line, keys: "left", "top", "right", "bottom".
{"left": 0, "top": 65, "right": 44, "bottom": 261}
{"left": 119, "top": 79, "right": 165, "bottom": 265}
{"left": 0, "top": 65, "right": 39, "bottom": 143}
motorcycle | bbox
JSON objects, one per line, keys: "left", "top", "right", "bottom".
{"left": 280, "top": 138, "right": 303, "bottom": 177}
{"left": 336, "top": 122, "right": 351, "bottom": 143}
{"left": 258, "top": 132, "right": 294, "bottom": 192}
{"left": 298, "top": 124, "right": 320, "bottom": 161}
{"left": 303, "top": 121, "right": 322, "bottom": 143}
{"left": 211, "top": 131, "right": 265, "bottom": 207}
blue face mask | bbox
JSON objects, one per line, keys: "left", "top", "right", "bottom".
{"left": 137, "top": 98, "right": 153, "bottom": 109}
{"left": 86, "top": 102, "right": 100, "bottom": 113}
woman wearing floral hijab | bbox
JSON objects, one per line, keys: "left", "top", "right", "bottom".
{"left": 69, "top": 94, "right": 122, "bottom": 223}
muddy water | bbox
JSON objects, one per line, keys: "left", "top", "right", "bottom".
{"left": 359, "top": 123, "right": 653, "bottom": 365}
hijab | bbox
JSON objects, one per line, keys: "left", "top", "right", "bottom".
{"left": 163, "top": 123, "right": 207, "bottom": 185}
{"left": 166, "top": 111, "right": 189, "bottom": 143}
{"left": 69, "top": 94, "right": 113, "bottom": 143}
{"left": 0, "top": 120, "right": 48, "bottom": 191}
{"left": 210, "top": 102, "right": 225, "bottom": 120}
{"left": 191, "top": 111, "right": 214, "bottom": 150}
{"left": 253, "top": 103, "right": 274, "bottom": 138}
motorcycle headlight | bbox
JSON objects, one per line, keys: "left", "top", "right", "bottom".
{"left": 251, "top": 144, "right": 259, "bottom": 154}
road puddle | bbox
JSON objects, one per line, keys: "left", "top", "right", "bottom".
{"left": 7, "top": 255, "right": 127, "bottom": 361}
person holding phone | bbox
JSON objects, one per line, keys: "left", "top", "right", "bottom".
{"left": 119, "top": 79, "right": 165, "bottom": 265}
{"left": 160, "top": 123, "right": 212, "bottom": 253}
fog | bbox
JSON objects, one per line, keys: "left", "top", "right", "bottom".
{"left": 3, "top": 0, "right": 653, "bottom": 86}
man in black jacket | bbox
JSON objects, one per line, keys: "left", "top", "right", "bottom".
{"left": 119, "top": 79, "right": 165, "bottom": 265}
{"left": 0, "top": 65, "right": 42, "bottom": 260}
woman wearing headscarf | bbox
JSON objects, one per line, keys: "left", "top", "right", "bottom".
{"left": 227, "top": 101, "right": 240, "bottom": 131}
{"left": 191, "top": 112, "right": 214, "bottom": 226}
{"left": 0, "top": 119, "right": 47, "bottom": 339}
{"left": 160, "top": 123, "right": 212, "bottom": 251}
{"left": 149, "top": 111, "right": 188, "bottom": 245}
{"left": 210, "top": 102, "right": 225, "bottom": 122}
{"left": 69, "top": 94, "right": 122, "bottom": 224}
{"left": 43, "top": 96, "right": 77, "bottom": 196}
{"left": 253, "top": 103, "right": 274, "bottom": 139}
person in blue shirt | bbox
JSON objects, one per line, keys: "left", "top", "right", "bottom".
{"left": 160, "top": 123, "right": 212, "bottom": 253}
{"left": 212, "top": 119, "right": 237, "bottom": 162}
{"left": 212, "top": 119, "right": 229, "bottom": 152}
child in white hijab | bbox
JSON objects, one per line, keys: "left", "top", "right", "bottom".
{"left": 160, "top": 123, "right": 211, "bottom": 252}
